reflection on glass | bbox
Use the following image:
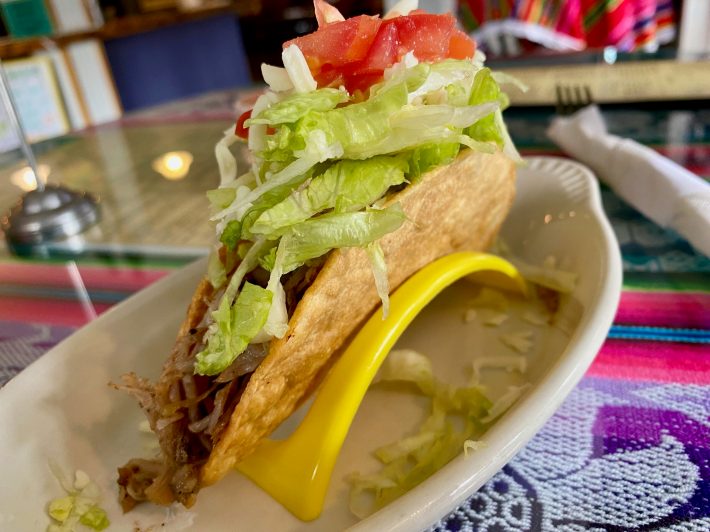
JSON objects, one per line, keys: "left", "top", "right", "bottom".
{"left": 152, "top": 151, "right": 194, "bottom": 181}
{"left": 10, "top": 164, "right": 50, "bottom": 191}
{"left": 66, "top": 260, "right": 98, "bottom": 321}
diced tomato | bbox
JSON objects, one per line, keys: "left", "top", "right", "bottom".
{"left": 392, "top": 13, "right": 455, "bottom": 62}
{"left": 287, "top": 10, "right": 477, "bottom": 95}
{"left": 283, "top": 15, "right": 381, "bottom": 72}
{"left": 356, "top": 21, "right": 398, "bottom": 73}
{"left": 343, "top": 71, "right": 384, "bottom": 96}
{"left": 313, "top": 64, "right": 347, "bottom": 89}
{"left": 448, "top": 29, "right": 476, "bottom": 59}
{"left": 235, "top": 109, "right": 251, "bottom": 139}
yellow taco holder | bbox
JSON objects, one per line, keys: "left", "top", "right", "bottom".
{"left": 236, "top": 251, "right": 526, "bottom": 521}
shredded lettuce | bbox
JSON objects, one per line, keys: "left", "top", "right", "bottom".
{"left": 376, "top": 348, "right": 435, "bottom": 392}
{"left": 206, "top": 187, "right": 236, "bottom": 211}
{"left": 481, "top": 384, "right": 530, "bottom": 424}
{"left": 261, "top": 63, "right": 294, "bottom": 92}
{"left": 250, "top": 156, "right": 408, "bottom": 237}
{"left": 254, "top": 239, "right": 290, "bottom": 342}
{"left": 282, "top": 44, "right": 317, "bottom": 94}
{"left": 200, "top": 50, "right": 520, "bottom": 380}
{"left": 247, "top": 88, "right": 348, "bottom": 126}
{"left": 215, "top": 128, "right": 239, "bottom": 187}
{"left": 347, "top": 349, "right": 505, "bottom": 519}
{"left": 406, "top": 142, "right": 460, "bottom": 179}
{"left": 389, "top": 101, "right": 498, "bottom": 130}
{"left": 46, "top": 464, "right": 109, "bottom": 532}
{"left": 492, "top": 70, "right": 529, "bottom": 93}
{"left": 366, "top": 241, "right": 390, "bottom": 318}
{"left": 78, "top": 507, "right": 110, "bottom": 531}
{"left": 206, "top": 246, "right": 227, "bottom": 289}
{"left": 220, "top": 220, "right": 242, "bottom": 250}
{"left": 213, "top": 157, "right": 320, "bottom": 232}
{"left": 263, "top": 204, "right": 406, "bottom": 274}
{"left": 222, "top": 168, "right": 316, "bottom": 244}
{"left": 465, "top": 68, "right": 504, "bottom": 146}
{"left": 296, "top": 82, "right": 409, "bottom": 161}
{"left": 194, "top": 282, "right": 273, "bottom": 376}
{"left": 248, "top": 91, "right": 280, "bottom": 152}
{"left": 472, "top": 354, "right": 527, "bottom": 383}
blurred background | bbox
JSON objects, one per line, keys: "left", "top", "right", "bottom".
{"left": 0, "top": 0, "right": 708, "bottom": 150}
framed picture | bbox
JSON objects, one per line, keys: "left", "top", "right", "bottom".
{"left": 2, "top": 55, "right": 70, "bottom": 147}
{"left": 0, "top": 100, "right": 20, "bottom": 153}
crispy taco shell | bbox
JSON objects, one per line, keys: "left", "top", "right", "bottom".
{"left": 117, "top": 148, "right": 515, "bottom": 507}
{"left": 202, "top": 148, "right": 515, "bottom": 484}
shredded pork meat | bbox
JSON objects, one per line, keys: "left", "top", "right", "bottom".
{"left": 115, "top": 257, "right": 324, "bottom": 510}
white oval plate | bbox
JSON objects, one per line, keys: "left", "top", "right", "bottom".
{"left": 0, "top": 157, "right": 621, "bottom": 531}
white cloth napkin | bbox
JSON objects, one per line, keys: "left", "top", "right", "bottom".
{"left": 547, "top": 105, "right": 710, "bottom": 257}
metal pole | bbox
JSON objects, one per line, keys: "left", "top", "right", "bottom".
{"left": 0, "top": 58, "right": 44, "bottom": 192}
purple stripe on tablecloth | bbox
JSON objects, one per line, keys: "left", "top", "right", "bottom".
{"left": 431, "top": 376, "right": 710, "bottom": 531}
{"left": 0, "top": 320, "right": 75, "bottom": 387}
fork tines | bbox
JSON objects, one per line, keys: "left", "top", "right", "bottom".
{"left": 555, "top": 85, "right": 593, "bottom": 115}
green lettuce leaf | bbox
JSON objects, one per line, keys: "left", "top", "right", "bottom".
{"left": 206, "top": 187, "right": 236, "bottom": 210}
{"left": 261, "top": 204, "right": 406, "bottom": 274}
{"left": 370, "top": 62, "right": 431, "bottom": 99}
{"left": 366, "top": 241, "right": 390, "bottom": 317}
{"left": 465, "top": 68, "right": 504, "bottom": 146}
{"left": 263, "top": 125, "right": 301, "bottom": 163}
{"left": 78, "top": 506, "right": 110, "bottom": 531}
{"left": 247, "top": 88, "right": 348, "bottom": 126}
{"left": 194, "top": 282, "right": 273, "bottom": 376}
{"left": 220, "top": 219, "right": 242, "bottom": 250}
{"left": 206, "top": 247, "right": 226, "bottom": 289}
{"left": 219, "top": 169, "right": 317, "bottom": 244}
{"left": 375, "top": 59, "right": 478, "bottom": 105}
{"left": 47, "top": 464, "right": 111, "bottom": 532}
{"left": 239, "top": 170, "right": 316, "bottom": 238}
{"left": 406, "top": 142, "right": 460, "bottom": 180}
{"left": 348, "top": 349, "right": 496, "bottom": 518}
{"left": 258, "top": 82, "right": 407, "bottom": 165}
{"left": 250, "top": 156, "right": 408, "bottom": 237}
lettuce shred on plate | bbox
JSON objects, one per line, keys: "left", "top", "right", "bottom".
{"left": 347, "top": 348, "right": 533, "bottom": 518}
{"left": 346, "top": 349, "right": 504, "bottom": 519}
{"left": 198, "top": 21, "right": 523, "bottom": 378}
{"left": 46, "top": 463, "right": 109, "bottom": 532}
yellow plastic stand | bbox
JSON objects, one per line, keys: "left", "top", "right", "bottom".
{"left": 236, "top": 252, "right": 526, "bottom": 521}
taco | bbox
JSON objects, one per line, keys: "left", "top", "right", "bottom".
{"left": 115, "top": 0, "right": 520, "bottom": 511}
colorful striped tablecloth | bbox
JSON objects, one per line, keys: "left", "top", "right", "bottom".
{"left": 1, "top": 107, "right": 709, "bottom": 530}
{"left": 459, "top": 0, "right": 676, "bottom": 52}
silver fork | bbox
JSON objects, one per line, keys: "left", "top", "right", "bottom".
{"left": 555, "top": 85, "right": 593, "bottom": 115}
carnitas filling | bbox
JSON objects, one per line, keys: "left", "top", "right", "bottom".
{"left": 114, "top": 249, "right": 323, "bottom": 511}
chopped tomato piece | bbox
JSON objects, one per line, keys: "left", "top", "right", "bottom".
{"left": 235, "top": 109, "right": 251, "bottom": 139}
{"left": 284, "top": 15, "right": 381, "bottom": 72}
{"left": 343, "top": 71, "right": 384, "bottom": 96}
{"left": 392, "top": 13, "right": 455, "bottom": 62}
{"left": 314, "top": 64, "right": 346, "bottom": 88}
{"left": 356, "top": 21, "right": 398, "bottom": 73}
{"left": 286, "top": 10, "right": 477, "bottom": 95}
{"left": 448, "top": 29, "right": 476, "bottom": 59}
